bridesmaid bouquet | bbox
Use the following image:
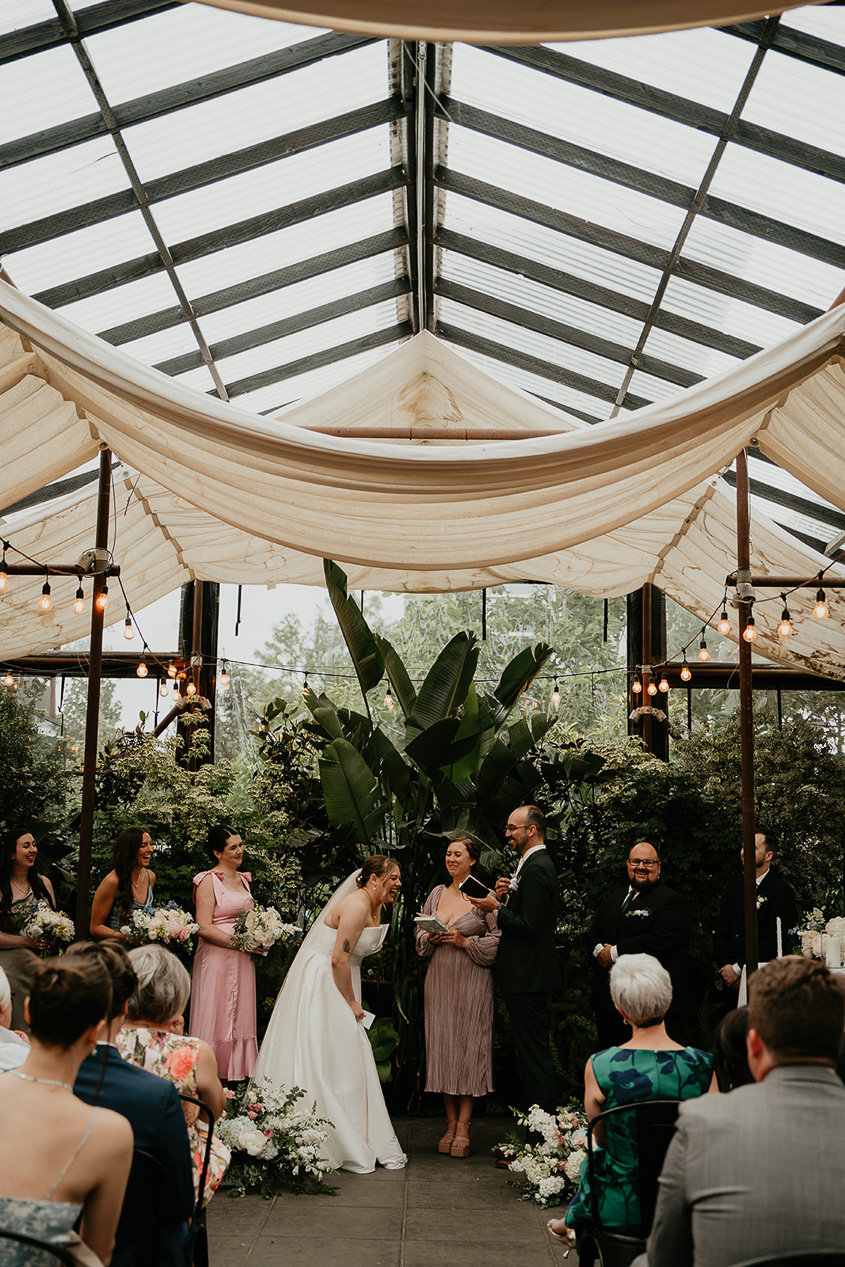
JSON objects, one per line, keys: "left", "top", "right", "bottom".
{"left": 495, "top": 1102, "right": 589, "bottom": 1205}
{"left": 230, "top": 905, "right": 300, "bottom": 953}
{"left": 120, "top": 902, "right": 199, "bottom": 948}
{"left": 15, "top": 900, "right": 75, "bottom": 948}
{"left": 217, "top": 1079, "right": 335, "bottom": 1197}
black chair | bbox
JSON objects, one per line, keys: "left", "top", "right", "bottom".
{"left": 577, "top": 1098, "right": 680, "bottom": 1267}
{"left": 729, "top": 1254, "right": 845, "bottom": 1267}
{"left": 124, "top": 1146, "right": 169, "bottom": 1265}
{"left": 0, "top": 1227, "right": 77, "bottom": 1264}
{"left": 179, "top": 1093, "right": 215, "bottom": 1267}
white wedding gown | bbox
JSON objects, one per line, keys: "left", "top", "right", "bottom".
{"left": 252, "top": 920, "right": 407, "bottom": 1173}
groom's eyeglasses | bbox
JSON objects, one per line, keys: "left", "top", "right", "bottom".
{"left": 627, "top": 860, "right": 658, "bottom": 869}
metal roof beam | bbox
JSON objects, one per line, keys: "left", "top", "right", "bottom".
{"left": 0, "top": 0, "right": 177, "bottom": 65}
{"left": 441, "top": 96, "right": 845, "bottom": 269}
{"left": 32, "top": 168, "right": 408, "bottom": 308}
{"left": 221, "top": 323, "right": 411, "bottom": 398}
{"left": 485, "top": 44, "right": 845, "bottom": 186}
{"left": 724, "top": 19, "right": 845, "bottom": 76}
{"left": 435, "top": 278, "right": 701, "bottom": 387}
{"left": 3, "top": 98, "right": 406, "bottom": 253}
{"left": 721, "top": 469, "right": 845, "bottom": 535}
{"left": 436, "top": 168, "right": 823, "bottom": 325}
{"left": 0, "top": 30, "right": 376, "bottom": 169}
{"left": 155, "top": 279, "right": 411, "bottom": 377}
{"left": 97, "top": 229, "right": 408, "bottom": 345}
{"left": 436, "top": 322, "right": 650, "bottom": 410}
{"left": 436, "top": 227, "right": 760, "bottom": 359}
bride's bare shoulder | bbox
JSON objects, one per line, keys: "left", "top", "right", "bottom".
{"left": 324, "top": 887, "right": 367, "bottom": 929}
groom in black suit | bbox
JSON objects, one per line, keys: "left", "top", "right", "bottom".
{"left": 590, "top": 841, "right": 692, "bottom": 1048}
{"left": 469, "top": 804, "right": 561, "bottom": 1115}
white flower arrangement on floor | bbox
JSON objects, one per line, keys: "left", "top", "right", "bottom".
{"left": 120, "top": 902, "right": 199, "bottom": 949}
{"left": 230, "top": 904, "right": 300, "bottom": 953}
{"left": 16, "top": 899, "right": 75, "bottom": 947}
{"left": 217, "top": 1079, "right": 336, "bottom": 1198}
{"left": 495, "top": 1102, "right": 589, "bottom": 1206}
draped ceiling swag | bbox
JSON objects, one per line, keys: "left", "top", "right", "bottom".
{"left": 187, "top": 0, "right": 827, "bottom": 45}
{"left": 2, "top": 280, "right": 845, "bottom": 676}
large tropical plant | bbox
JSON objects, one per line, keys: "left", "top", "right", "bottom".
{"left": 302, "top": 561, "right": 554, "bottom": 1103}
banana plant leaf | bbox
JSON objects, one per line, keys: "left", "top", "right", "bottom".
{"left": 447, "top": 682, "right": 483, "bottom": 783}
{"left": 369, "top": 726, "right": 413, "bottom": 803}
{"left": 474, "top": 736, "right": 518, "bottom": 800}
{"left": 404, "top": 716, "right": 462, "bottom": 777}
{"left": 318, "top": 738, "right": 386, "bottom": 841}
{"left": 323, "top": 559, "right": 384, "bottom": 698}
{"left": 485, "top": 642, "right": 554, "bottom": 727}
{"left": 374, "top": 634, "right": 417, "bottom": 719}
{"left": 406, "top": 632, "right": 479, "bottom": 736}
{"left": 508, "top": 710, "right": 554, "bottom": 760}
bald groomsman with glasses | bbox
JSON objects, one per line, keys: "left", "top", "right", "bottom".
{"left": 590, "top": 842, "right": 692, "bottom": 1048}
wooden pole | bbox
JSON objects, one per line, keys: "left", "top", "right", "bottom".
{"left": 736, "top": 449, "right": 759, "bottom": 982}
{"left": 75, "top": 447, "right": 111, "bottom": 940}
{"left": 641, "top": 582, "right": 653, "bottom": 754}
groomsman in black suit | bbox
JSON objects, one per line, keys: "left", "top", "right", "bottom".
{"left": 714, "top": 828, "right": 799, "bottom": 996}
{"left": 469, "top": 804, "right": 561, "bottom": 1115}
{"left": 590, "top": 841, "right": 692, "bottom": 1048}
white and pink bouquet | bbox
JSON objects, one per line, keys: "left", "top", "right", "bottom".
{"left": 495, "top": 1102, "right": 589, "bottom": 1205}
{"left": 16, "top": 899, "right": 75, "bottom": 946}
{"left": 231, "top": 905, "right": 300, "bottom": 954}
{"left": 217, "top": 1079, "right": 334, "bottom": 1197}
{"left": 120, "top": 902, "right": 199, "bottom": 949}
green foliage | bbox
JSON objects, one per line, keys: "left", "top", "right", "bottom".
{"left": 0, "top": 682, "right": 69, "bottom": 839}
{"left": 367, "top": 1017, "right": 400, "bottom": 1083}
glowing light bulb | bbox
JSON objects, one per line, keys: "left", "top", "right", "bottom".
{"left": 172, "top": 684, "right": 181, "bottom": 700}
{"left": 38, "top": 580, "right": 52, "bottom": 613}
{"left": 167, "top": 662, "right": 177, "bottom": 678}
{"left": 743, "top": 617, "right": 757, "bottom": 642}
{"left": 551, "top": 681, "right": 560, "bottom": 708}
{"left": 95, "top": 584, "right": 108, "bottom": 612}
{"left": 647, "top": 680, "right": 658, "bottom": 696}
{"left": 123, "top": 616, "right": 134, "bottom": 641}
{"left": 698, "top": 639, "right": 710, "bottom": 662}
{"left": 301, "top": 677, "right": 309, "bottom": 699}
{"left": 385, "top": 689, "right": 394, "bottom": 710}
{"left": 718, "top": 610, "right": 731, "bottom": 636}
{"left": 73, "top": 586, "right": 85, "bottom": 615}
{"left": 777, "top": 606, "right": 792, "bottom": 638}
{"left": 3, "top": 673, "right": 13, "bottom": 687}
{"left": 0, "top": 569, "right": 7, "bottom": 593}
{"left": 680, "top": 663, "right": 692, "bottom": 683}
{"left": 159, "top": 681, "right": 169, "bottom": 698}
{"left": 658, "top": 675, "right": 669, "bottom": 693}
{"left": 632, "top": 678, "right": 642, "bottom": 695}
{"left": 136, "top": 658, "right": 148, "bottom": 678}
{"left": 219, "top": 666, "right": 230, "bottom": 691}
{"left": 814, "top": 588, "right": 829, "bottom": 619}
{"left": 186, "top": 680, "right": 197, "bottom": 697}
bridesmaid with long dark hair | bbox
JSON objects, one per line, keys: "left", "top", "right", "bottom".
{"left": 0, "top": 829, "right": 57, "bottom": 1030}
{"left": 89, "top": 826, "right": 155, "bottom": 941}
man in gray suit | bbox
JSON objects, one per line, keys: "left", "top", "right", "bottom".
{"left": 635, "top": 956, "right": 845, "bottom": 1267}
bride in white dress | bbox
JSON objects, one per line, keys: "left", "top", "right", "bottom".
{"left": 251, "top": 855, "right": 407, "bottom": 1173}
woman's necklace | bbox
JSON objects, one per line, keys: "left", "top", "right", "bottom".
{"left": 10, "top": 876, "right": 31, "bottom": 900}
{"left": 6, "top": 1070, "right": 73, "bottom": 1092}
{"left": 131, "top": 868, "right": 148, "bottom": 898}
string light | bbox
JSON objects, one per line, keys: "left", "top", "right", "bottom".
{"left": 73, "top": 585, "right": 85, "bottom": 615}
{"left": 384, "top": 688, "right": 394, "bottom": 710}
{"left": 301, "top": 673, "right": 309, "bottom": 699}
{"left": 172, "top": 682, "right": 181, "bottom": 700}
{"left": 95, "top": 583, "right": 108, "bottom": 613}
{"left": 123, "top": 614, "right": 134, "bottom": 641}
{"left": 698, "top": 630, "right": 710, "bottom": 662}
{"left": 167, "top": 662, "right": 177, "bottom": 678}
{"left": 38, "top": 577, "right": 52, "bottom": 613}
{"left": 136, "top": 656, "right": 148, "bottom": 678}
{"left": 777, "top": 595, "right": 792, "bottom": 638}
{"left": 658, "top": 674, "right": 669, "bottom": 693}
{"left": 632, "top": 675, "right": 642, "bottom": 695}
{"left": 814, "top": 587, "right": 829, "bottom": 620}
{"left": 551, "top": 680, "right": 560, "bottom": 708}
{"left": 680, "top": 653, "right": 692, "bottom": 683}
{"left": 647, "top": 679, "right": 658, "bottom": 696}
{"left": 186, "top": 680, "right": 197, "bottom": 697}
{"left": 743, "top": 615, "right": 757, "bottom": 642}
{"left": 219, "top": 663, "right": 230, "bottom": 691}
{"left": 159, "top": 680, "right": 169, "bottom": 698}
{"left": 718, "top": 608, "right": 731, "bottom": 636}
{"left": 3, "top": 673, "right": 13, "bottom": 687}
{"left": 0, "top": 545, "right": 7, "bottom": 593}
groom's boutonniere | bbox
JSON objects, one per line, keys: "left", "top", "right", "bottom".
{"left": 630, "top": 908, "right": 650, "bottom": 918}
{"left": 756, "top": 894, "right": 767, "bottom": 910}
{"left": 509, "top": 873, "right": 520, "bottom": 894}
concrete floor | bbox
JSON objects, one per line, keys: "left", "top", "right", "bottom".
{"left": 208, "top": 1116, "right": 566, "bottom": 1267}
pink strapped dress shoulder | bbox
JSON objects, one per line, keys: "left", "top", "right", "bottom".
{"left": 189, "top": 869, "right": 257, "bottom": 1081}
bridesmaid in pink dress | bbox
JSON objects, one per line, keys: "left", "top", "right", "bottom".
{"left": 190, "top": 825, "right": 259, "bottom": 1082}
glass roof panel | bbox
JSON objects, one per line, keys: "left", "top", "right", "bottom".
{"left": 544, "top": 26, "right": 755, "bottom": 112}
{"left": 0, "top": 136, "right": 128, "bottom": 231}
{"left": 780, "top": 5, "right": 845, "bottom": 41}
{"left": 171, "top": 364, "right": 218, "bottom": 396}
{"left": 642, "top": 326, "right": 740, "bottom": 381}
{"left": 0, "top": 44, "right": 96, "bottom": 143}
{"left": 627, "top": 367, "right": 683, "bottom": 403}
{"left": 0, "top": 0, "right": 55, "bottom": 33}
{"left": 56, "top": 273, "right": 182, "bottom": 336}
{"left": 446, "top": 129, "right": 689, "bottom": 250}
{"left": 260, "top": 343, "right": 405, "bottom": 413}
{"left": 450, "top": 343, "right": 611, "bottom": 420}
{"left": 120, "top": 43, "right": 389, "bottom": 183}
{"left": 742, "top": 45, "right": 845, "bottom": 158}
{"left": 83, "top": 5, "right": 323, "bottom": 105}
{"left": 707, "top": 142, "right": 845, "bottom": 243}
{"left": 661, "top": 275, "right": 802, "bottom": 347}
{"left": 5, "top": 210, "right": 156, "bottom": 296}
{"left": 118, "top": 326, "right": 203, "bottom": 371}
{"left": 452, "top": 45, "right": 719, "bottom": 189}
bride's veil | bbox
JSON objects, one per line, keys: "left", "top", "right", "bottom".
{"left": 277, "top": 869, "right": 362, "bottom": 998}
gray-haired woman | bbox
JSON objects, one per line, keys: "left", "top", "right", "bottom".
{"left": 116, "top": 944, "right": 230, "bottom": 1204}
{"left": 548, "top": 953, "right": 716, "bottom": 1246}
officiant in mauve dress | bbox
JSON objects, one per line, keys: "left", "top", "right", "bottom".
{"left": 414, "top": 835, "right": 501, "bottom": 1158}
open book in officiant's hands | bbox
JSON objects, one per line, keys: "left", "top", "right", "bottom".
{"left": 414, "top": 914, "right": 451, "bottom": 935}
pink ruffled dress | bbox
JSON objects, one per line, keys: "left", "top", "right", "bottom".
{"left": 190, "top": 870, "right": 258, "bottom": 1081}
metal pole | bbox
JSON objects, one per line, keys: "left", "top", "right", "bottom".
{"left": 75, "top": 447, "right": 111, "bottom": 940}
{"left": 736, "top": 449, "right": 759, "bottom": 981}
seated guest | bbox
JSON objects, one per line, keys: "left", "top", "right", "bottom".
{"left": 118, "top": 944, "right": 229, "bottom": 1205}
{"left": 69, "top": 941, "right": 195, "bottom": 1267}
{"left": 0, "top": 957, "right": 133, "bottom": 1265}
{"left": 549, "top": 954, "right": 715, "bottom": 1247}
{"left": 635, "top": 956, "right": 845, "bottom": 1267}
{"left": 713, "top": 1007, "right": 752, "bottom": 1092}
{"left": 0, "top": 963, "right": 29, "bottom": 1072}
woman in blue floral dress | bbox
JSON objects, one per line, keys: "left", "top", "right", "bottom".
{"left": 549, "top": 954, "right": 716, "bottom": 1244}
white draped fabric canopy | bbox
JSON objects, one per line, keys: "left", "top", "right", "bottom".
{"left": 2, "top": 279, "right": 845, "bottom": 675}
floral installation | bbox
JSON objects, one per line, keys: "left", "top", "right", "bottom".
{"left": 231, "top": 904, "right": 301, "bottom": 954}
{"left": 15, "top": 899, "right": 75, "bottom": 948}
{"left": 216, "top": 1079, "right": 336, "bottom": 1198}
{"left": 120, "top": 902, "right": 199, "bottom": 949}
{"left": 494, "top": 1102, "right": 589, "bottom": 1206}
{"left": 796, "top": 909, "right": 845, "bottom": 960}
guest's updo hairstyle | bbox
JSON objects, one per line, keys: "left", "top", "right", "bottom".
{"left": 28, "top": 957, "right": 112, "bottom": 1049}
{"left": 356, "top": 855, "right": 399, "bottom": 888}
{"left": 208, "top": 824, "right": 238, "bottom": 861}
{"left": 65, "top": 941, "right": 138, "bottom": 1024}
{"left": 127, "top": 945, "right": 191, "bottom": 1025}
{"left": 714, "top": 1007, "right": 752, "bottom": 1091}
{"left": 610, "top": 953, "right": 672, "bottom": 1027}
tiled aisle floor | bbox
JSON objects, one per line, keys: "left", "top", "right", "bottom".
{"left": 208, "top": 1116, "right": 564, "bottom": 1266}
